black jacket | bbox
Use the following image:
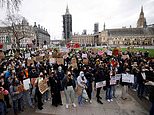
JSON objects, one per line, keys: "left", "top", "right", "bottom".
{"left": 149, "top": 86, "right": 154, "bottom": 102}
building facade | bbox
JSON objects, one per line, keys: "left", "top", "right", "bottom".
{"left": 0, "top": 18, "right": 36, "bottom": 50}
{"left": 33, "top": 22, "right": 50, "bottom": 48}
{"left": 63, "top": 5, "right": 72, "bottom": 42}
{"left": 72, "top": 6, "right": 154, "bottom": 47}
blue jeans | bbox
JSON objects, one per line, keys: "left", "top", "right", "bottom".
{"left": 106, "top": 86, "right": 113, "bottom": 100}
{"left": 150, "top": 101, "right": 154, "bottom": 115}
{"left": 0, "top": 101, "right": 6, "bottom": 115}
{"left": 13, "top": 100, "right": 18, "bottom": 113}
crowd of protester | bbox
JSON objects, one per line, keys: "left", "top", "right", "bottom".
{"left": 0, "top": 48, "right": 154, "bottom": 115}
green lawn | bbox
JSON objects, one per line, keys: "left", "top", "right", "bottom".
{"left": 121, "top": 48, "right": 154, "bottom": 57}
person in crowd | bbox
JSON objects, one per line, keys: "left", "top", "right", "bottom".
{"left": 49, "top": 70, "right": 62, "bottom": 107}
{"left": 34, "top": 72, "right": 43, "bottom": 110}
{"left": 57, "top": 66, "right": 65, "bottom": 91}
{"left": 95, "top": 66, "right": 104, "bottom": 104}
{"left": 121, "top": 68, "right": 130, "bottom": 100}
{"left": 10, "top": 77, "right": 22, "bottom": 115}
{"left": 137, "top": 67, "right": 146, "bottom": 99}
{"left": 62, "top": 71, "right": 76, "bottom": 108}
{"left": 85, "top": 66, "right": 94, "bottom": 103}
{"left": 77, "top": 71, "right": 88, "bottom": 105}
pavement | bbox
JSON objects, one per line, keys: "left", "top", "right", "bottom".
{"left": 8, "top": 86, "right": 149, "bottom": 115}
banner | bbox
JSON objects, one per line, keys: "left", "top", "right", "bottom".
{"left": 96, "top": 81, "right": 106, "bottom": 88}
{"left": 122, "top": 74, "right": 134, "bottom": 83}
{"left": 56, "top": 58, "right": 64, "bottom": 65}
{"left": 38, "top": 79, "right": 49, "bottom": 94}
{"left": 23, "top": 78, "right": 30, "bottom": 90}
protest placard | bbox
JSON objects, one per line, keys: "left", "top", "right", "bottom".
{"left": 56, "top": 58, "right": 64, "bottom": 65}
{"left": 49, "top": 58, "right": 56, "bottom": 64}
{"left": 38, "top": 79, "right": 49, "bottom": 94}
{"left": 122, "top": 74, "right": 134, "bottom": 83}
{"left": 23, "top": 78, "right": 30, "bottom": 90}
{"left": 36, "top": 56, "right": 43, "bottom": 61}
{"left": 25, "top": 53, "right": 30, "bottom": 59}
{"left": 107, "top": 50, "right": 112, "bottom": 56}
{"left": 82, "top": 53, "right": 87, "bottom": 58}
{"left": 0, "top": 52, "right": 5, "bottom": 61}
{"left": 96, "top": 81, "right": 106, "bottom": 88}
{"left": 110, "top": 77, "right": 117, "bottom": 85}
{"left": 115, "top": 74, "right": 121, "bottom": 80}
{"left": 27, "top": 59, "right": 34, "bottom": 66}
{"left": 122, "top": 55, "right": 130, "bottom": 60}
{"left": 98, "top": 51, "right": 104, "bottom": 56}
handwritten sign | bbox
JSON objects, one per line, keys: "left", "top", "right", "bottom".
{"left": 56, "top": 58, "right": 64, "bottom": 65}
{"left": 122, "top": 74, "right": 134, "bottom": 83}
{"left": 110, "top": 77, "right": 117, "bottom": 85}
{"left": 96, "top": 81, "right": 106, "bottom": 88}
{"left": 23, "top": 79, "right": 30, "bottom": 90}
{"left": 38, "top": 79, "right": 49, "bottom": 94}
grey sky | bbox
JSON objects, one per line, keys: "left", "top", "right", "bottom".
{"left": 0, "top": 0, "right": 154, "bottom": 39}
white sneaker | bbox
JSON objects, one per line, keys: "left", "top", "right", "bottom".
{"left": 66, "top": 104, "right": 69, "bottom": 109}
{"left": 89, "top": 100, "right": 92, "bottom": 104}
{"left": 72, "top": 103, "right": 76, "bottom": 108}
{"left": 110, "top": 99, "right": 113, "bottom": 102}
{"left": 107, "top": 99, "right": 110, "bottom": 102}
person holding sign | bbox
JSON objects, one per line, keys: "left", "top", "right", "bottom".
{"left": 121, "top": 68, "right": 130, "bottom": 100}
{"left": 62, "top": 71, "right": 76, "bottom": 109}
{"left": 34, "top": 72, "right": 43, "bottom": 110}
{"left": 49, "top": 71, "right": 62, "bottom": 107}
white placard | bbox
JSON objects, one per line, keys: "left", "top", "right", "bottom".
{"left": 107, "top": 50, "right": 112, "bottom": 56}
{"left": 141, "top": 73, "right": 146, "bottom": 80}
{"left": 122, "top": 74, "right": 134, "bottom": 83}
{"left": 50, "top": 58, "right": 56, "bottom": 64}
{"left": 49, "top": 52, "right": 52, "bottom": 55}
{"left": 115, "top": 74, "right": 121, "bottom": 80}
{"left": 23, "top": 78, "right": 30, "bottom": 90}
{"left": 25, "top": 53, "right": 30, "bottom": 59}
{"left": 40, "top": 53, "right": 45, "bottom": 57}
{"left": 82, "top": 53, "right": 87, "bottom": 58}
{"left": 110, "top": 77, "right": 117, "bottom": 85}
{"left": 96, "top": 81, "right": 106, "bottom": 88}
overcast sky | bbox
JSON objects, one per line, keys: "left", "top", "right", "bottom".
{"left": 0, "top": 0, "right": 154, "bottom": 39}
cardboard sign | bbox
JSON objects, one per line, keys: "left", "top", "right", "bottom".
{"left": 96, "top": 81, "right": 106, "bottom": 88}
{"left": 83, "top": 58, "right": 89, "bottom": 65}
{"left": 122, "top": 74, "right": 134, "bottom": 83}
{"left": 27, "top": 59, "right": 34, "bottom": 66}
{"left": 56, "top": 58, "right": 64, "bottom": 65}
{"left": 36, "top": 56, "right": 43, "bottom": 61}
{"left": 23, "top": 78, "right": 30, "bottom": 90}
{"left": 49, "top": 58, "right": 56, "bottom": 64}
{"left": 17, "top": 85, "right": 24, "bottom": 93}
{"left": 38, "top": 79, "right": 49, "bottom": 94}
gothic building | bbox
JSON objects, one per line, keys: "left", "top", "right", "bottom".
{"left": 72, "top": 6, "right": 154, "bottom": 47}
{"left": 63, "top": 5, "right": 72, "bottom": 42}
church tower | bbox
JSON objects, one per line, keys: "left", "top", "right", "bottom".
{"left": 137, "top": 6, "right": 147, "bottom": 28}
{"left": 63, "top": 5, "right": 72, "bottom": 42}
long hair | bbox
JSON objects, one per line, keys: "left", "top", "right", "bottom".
{"left": 66, "top": 71, "right": 73, "bottom": 82}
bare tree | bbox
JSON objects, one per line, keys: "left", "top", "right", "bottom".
{"left": 0, "top": 0, "right": 22, "bottom": 12}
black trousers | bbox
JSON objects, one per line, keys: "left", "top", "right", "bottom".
{"left": 96, "top": 87, "right": 101, "bottom": 100}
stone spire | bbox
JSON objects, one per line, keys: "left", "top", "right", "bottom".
{"left": 66, "top": 5, "right": 70, "bottom": 14}
{"left": 137, "top": 6, "right": 147, "bottom": 28}
{"left": 103, "top": 22, "right": 106, "bottom": 31}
